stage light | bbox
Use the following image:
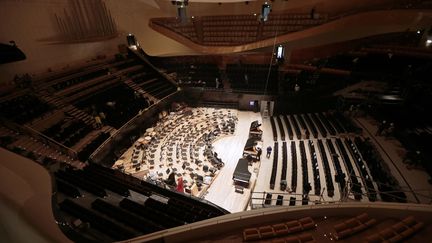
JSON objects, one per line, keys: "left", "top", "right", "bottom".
{"left": 127, "top": 33, "right": 137, "bottom": 47}
{"left": 174, "top": 0, "right": 188, "bottom": 23}
{"left": 276, "top": 45, "right": 284, "bottom": 59}
{"left": 260, "top": 2, "right": 271, "bottom": 22}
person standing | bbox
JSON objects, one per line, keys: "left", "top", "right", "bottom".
{"left": 256, "top": 147, "right": 262, "bottom": 161}
{"left": 266, "top": 146, "right": 272, "bottom": 158}
{"left": 376, "top": 120, "right": 387, "bottom": 136}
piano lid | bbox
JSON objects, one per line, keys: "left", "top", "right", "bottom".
{"left": 250, "top": 120, "right": 261, "bottom": 129}
{"left": 233, "top": 158, "right": 251, "bottom": 182}
{"left": 244, "top": 137, "right": 259, "bottom": 149}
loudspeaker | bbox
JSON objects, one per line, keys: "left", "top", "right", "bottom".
{"left": 177, "top": 6, "right": 187, "bottom": 22}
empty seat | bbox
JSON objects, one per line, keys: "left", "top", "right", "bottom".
{"left": 243, "top": 228, "right": 260, "bottom": 241}
{"left": 259, "top": 225, "right": 275, "bottom": 239}
{"left": 273, "top": 223, "right": 289, "bottom": 237}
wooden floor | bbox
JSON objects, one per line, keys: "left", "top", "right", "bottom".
{"left": 204, "top": 110, "right": 262, "bottom": 212}
{"left": 115, "top": 108, "right": 432, "bottom": 213}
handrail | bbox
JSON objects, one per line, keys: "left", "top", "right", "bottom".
{"left": 128, "top": 47, "right": 179, "bottom": 87}
{"left": 88, "top": 91, "right": 179, "bottom": 162}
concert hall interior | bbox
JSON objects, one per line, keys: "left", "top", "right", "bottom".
{"left": 1, "top": 0, "right": 432, "bottom": 242}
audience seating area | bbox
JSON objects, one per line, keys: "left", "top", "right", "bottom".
{"left": 75, "top": 84, "right": 149, "bottom": 129}
{"left": 226, "top": 64, "right": 278, "bottom": 93}
{"left": 55, "top": 163, "right": 228, "bottom": 241}
{"left": 42, "top": 118, "right": 92, "bottom": 147}
{"left": 366, "top": 216, "right": 424, "bottom": 243}
{"left": 0, "top": 94, "right": 52, "bottom": 124}
{"left": 333, "top": 213, "right": 377, "bottom": 240}
{"left": 243, "top": 217, "right": 316, "bottom": 241}
{"left": 161, "top": 63, "right": 221, "bottom": 88}
{"left": 317, "top": 139, "right": 334, "bottom": 197}
{"left": 270, "top": 142, "right": 279, "bottom": 189}
{"left": 263, "top": 111, "right": 398, "bottom": 204}
{"left": 354, "top": 137, "right": 407, "bottom": 202}
{"left": 150, "top": 12, "right": 328, "bottom": 46}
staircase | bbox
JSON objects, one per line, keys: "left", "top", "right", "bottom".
{"left": 63, "top": 105, "right": 98, "bottom": 129}
{"left": 123, "top": 79, "right": 158, "bottom": 104}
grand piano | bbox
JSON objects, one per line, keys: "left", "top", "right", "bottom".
{"left": 249, "top": 120, "right": 263, "bottom": 139}
{"left": 233, "top": 158, "right": 251, "bottom": 188}
{"left": 243, "top": 137, "right": 262, "bottom": 160}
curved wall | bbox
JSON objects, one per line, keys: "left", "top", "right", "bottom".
{"left": 0, "top": 0, "right": 123, "bottom": 83}
{"left": 0, "top": 148, "right": 71, "bottom": 243}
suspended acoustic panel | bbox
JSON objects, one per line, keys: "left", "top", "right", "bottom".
{"left": 53, "top": 0, "right": 118, "bottom": 43}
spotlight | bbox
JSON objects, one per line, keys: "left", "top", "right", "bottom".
{"left": 260, "top": 2, "right": 271, "bottom": 22}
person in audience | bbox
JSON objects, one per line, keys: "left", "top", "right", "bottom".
{"left": 385, "top": 122, "right": 395, "bottom": 137}
{"left": 375, "top": 120, "right": 387, "bottom": 136}
{"left": 266, "top": 146, "right": 272, "bottom": 158}
{"left": 310, "top": 7, "right": 316, "bottom": 19}
{"left": 294, "top": 84, "right": 300, "bottom": 92}
{"left": 99, "top": 112, "right": 106, "bottom": 121}
{"left": 94, "top": 115, "right": 102, "bottom": 129}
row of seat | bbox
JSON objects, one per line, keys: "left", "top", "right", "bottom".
{"left": 325, "top": 112, "right": 345, "bottom": 134}
{"left": 203, "top": 30, "right": 258, "bottom": 37}
{"left": 366, "top": 216, "right": 424, "bottom": 243}
{"left": 272, "top": 233, "right": 316, "bottom": 243}
{"left": 317, "top": 140, "right": 335, "bottom": 197}
{"left": 345, "top": 138, "right": 377, "bottom": 201}
{"left": 307, "top": 140, "right": 321, "bottom": 196}
{"left": 281, "top": 116, "right": 294, "bottom": 140}
{"left": 299, "top": 141, "right": 310, "bottom": 195}
{"left": 91, "top": 163, "right": 227, "bottom": 216}
{"left": 335, "top": 138, "right": 363, "bottom": 200}
{"left": 280, "top": 142, "right": 288, "bottom": 190}
{"left": 60, "top": 199, "right": 137, "bottom": 241}
{"left": 353, "top": 137, "right": 407, "bottom": 202}
{"left": 243, "top": 217, "right": 316, "bottom": 241}
{"left": 276, "top": 116, "right": 286, "bottom": 141}
{"left": 310, "top": 113, "right": 327, "bottom": 138}
{"left": 43, "top": 118, "right": 92, "bottom": 147}
{"left": 55, "top": 169, "right": 108, "bottom": 197}
{"left": 119, "top": 198, "right": 184, "bottom": 228}
{"left": 56, "top": 178, "right": 81, "bottom": 198}
{"left": 202, "top": 25, "right": 258, "bottom": 32}
{"left": 91, "top": 198, "right": 163, "bottom": 234}
{"left": 289, "top": 115, "right": 302, "bottom": 140}
{"left": 226, "top": 64, "right": 279, "bottom": 93}
{"left": 290, "top": 141, "right": 298, "bottom": 193}
{"left": 75, "top": 83, "right": 149, "bottom": 129}
{"left": 74, "top": 166, "right": 131, "bottom": 197}
{"left": 334, "top": 213, "right": 377, "bottom": 240}
{"left": 145, "top": 197, "right": 197, "bottom": 224}
{"left": 303, "top": 114, "right": 319, "bottom": 138}
{"left": 326, "top": 139, "right": 347, "bottom": 191}
{"left": 0, "top": 94, "right": 52, "bottom": 124}
{"left": 318, "top": 113, "right": 337, "bottom": 136}
{"left": 52, "top": 68, "right": 109, "bottom": 91}
{"left": 270, "top": 117, "right": 278, "bottom": 141}
{"left": 270, "top": 142, "right": 279, "bottom": 189}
